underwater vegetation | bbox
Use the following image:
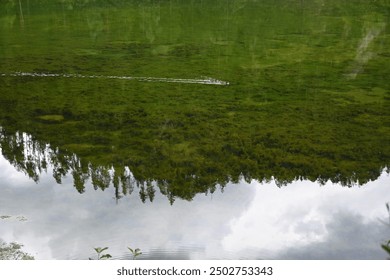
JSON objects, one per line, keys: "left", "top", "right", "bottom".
{"left": 0, "top": 0, "right": 389, "bottom": 203}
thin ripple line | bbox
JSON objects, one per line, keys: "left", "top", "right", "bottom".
{"left": 0, "top": 71, "right": 229, "bottom": 86}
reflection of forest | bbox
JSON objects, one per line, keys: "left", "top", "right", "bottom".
{"left": 0, "top": 127, "right": 220, "bottom": 204}
{"left": 1, "top": 126, "right": 387, "bottom": 204}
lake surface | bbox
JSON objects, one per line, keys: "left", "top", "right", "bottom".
{"left": 0, "top": 0, "right": 389, "bottom": 259}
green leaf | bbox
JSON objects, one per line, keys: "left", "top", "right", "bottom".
{"left": 94, "top": 247, "right": 108, "bottom": 254}
{"left": 381, "top": 243, "right": 390, "bottom": 255}
{"left": 100, "top": 254, "right": 112, "bottom": 260}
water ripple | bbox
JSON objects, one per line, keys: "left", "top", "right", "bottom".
{"left": 0, "top": 72, "right": 229, "bottom": 86}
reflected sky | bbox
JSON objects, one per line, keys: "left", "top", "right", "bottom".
{"left": 0, "top": 153, "right": 389, "bottom": 260}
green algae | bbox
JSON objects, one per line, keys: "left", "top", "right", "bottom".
{"left": 0, "top": 0, "right": 389, "bottom": 202}
{"left": 37, "top": 114, "right": 65, "bottom": 123}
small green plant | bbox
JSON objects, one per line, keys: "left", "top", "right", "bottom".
{"left": 382, "top": 241, "right": 390, "bottom": 257}
{"left": 91, "top": 247, "right": 112, "bottom": 260}
{"left": 128, "top": 246, "right": 142, "bottom": 260}
{"left": 382, "top": 203, "right": 390, "bottom": 259}
{"left": 89, "top": 246, "right": 143, "bottom": 260}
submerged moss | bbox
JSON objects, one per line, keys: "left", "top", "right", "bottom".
{"left": 0, "top": 0, "right": 389, "bottom": 202}
{"left": 37, "top": 115, "right": 65, "bottom": 123}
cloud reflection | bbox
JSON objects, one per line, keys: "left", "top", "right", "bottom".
{"left": 222, "top": 177, "right": 390, "bottom": 259}
{"left": 0, "top": 154, "right": 389, "bottom": 260}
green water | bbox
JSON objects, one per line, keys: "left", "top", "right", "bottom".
{"left": 0, "top": 0, "right": 389, "bottom": 202}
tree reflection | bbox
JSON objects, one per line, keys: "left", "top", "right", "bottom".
{"left": 0, "top": 127, "right": 388, "bottom": 203}
{"left": 0, "top": 127, "right": 148, "bottom": 201}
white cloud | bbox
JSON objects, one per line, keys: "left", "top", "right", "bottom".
{"left": 221, "top": 173, "right": 390, "bottom": 259}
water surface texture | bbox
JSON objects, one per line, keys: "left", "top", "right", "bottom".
{"left": 0, "top": 0, "right": 389, "bottom": 259}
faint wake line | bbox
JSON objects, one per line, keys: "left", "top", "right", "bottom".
{"left": 0, "top": 71, "right": 229, "bottom": 86}
{"left": 345, "top": 22, "right": 386, "bottom": 79}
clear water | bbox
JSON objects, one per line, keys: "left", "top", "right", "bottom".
{"left": 0, "top": 0, "right": 389, "bottom": 259}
